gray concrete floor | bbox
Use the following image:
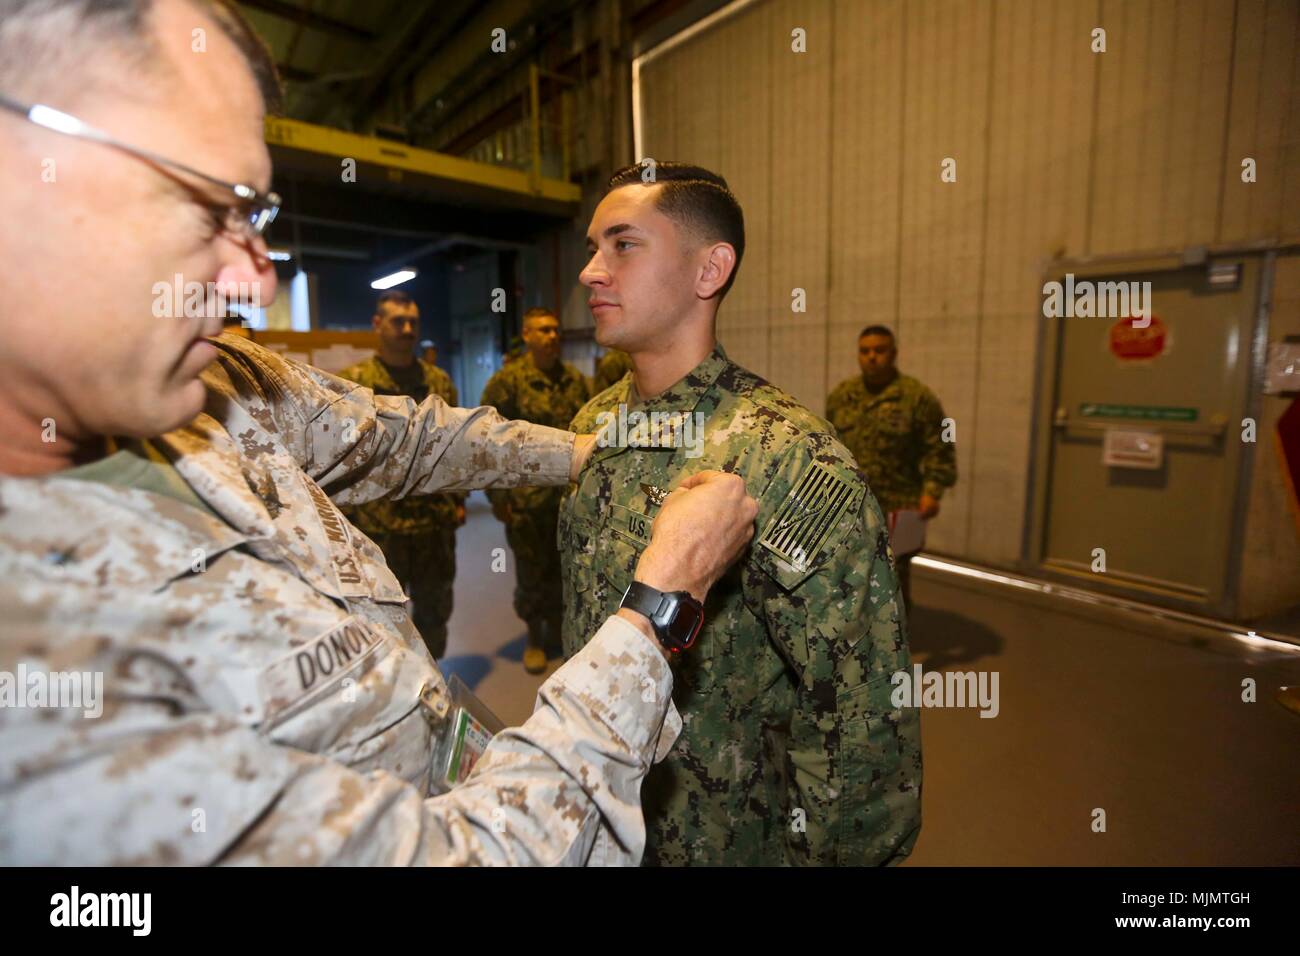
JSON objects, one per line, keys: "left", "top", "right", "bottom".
{"left": 437, "top": 492, "right": 560, "bottom": 729}
{"left": 439, "top": 495, "right": 1300, "bottom": 864}
{"left": 903, "top": 566, "right": 1300, "bottom": 865}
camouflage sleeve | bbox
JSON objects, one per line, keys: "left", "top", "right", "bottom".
{"left": 748, "top": 438, "right": 922, "bottom": 866}
{"left": 915, "top": 388, "right": 957, "bottom": 499}
{"left": 0, "top": 615, "right": 681, "bottom": 865}
{"left": 209, "top": 337, "right": 573, "bottom": 504}
{"left": 478, "top": 371, "right": 515, "bottom": 510}
{"left": 439, "top": 376, "right": 468, "bottom": 508}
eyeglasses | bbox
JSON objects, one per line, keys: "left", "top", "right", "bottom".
{"left": 0, "top": 94, "right": 281, "bottom": 239}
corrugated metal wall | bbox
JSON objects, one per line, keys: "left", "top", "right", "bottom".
{"left": 636, "top": 0, "right": 1300, "bottom": 567}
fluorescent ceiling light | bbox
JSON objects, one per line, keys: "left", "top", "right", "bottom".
{"left": 268, "top": 249, "right": 293, "bottom": 261}
{"left": 371, "top": 268, "right": 417, "bottom": 290}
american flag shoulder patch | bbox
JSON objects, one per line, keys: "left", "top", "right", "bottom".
{"left": 758, "top": 460, "right": 862, "bottom": 570}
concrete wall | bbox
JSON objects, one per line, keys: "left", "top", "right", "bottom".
{"left": 616, "top": 0, "right": 1300, "bottom": 603}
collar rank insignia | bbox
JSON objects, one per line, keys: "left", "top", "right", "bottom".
{"left": 758, "top": 461, "right": 860, "bottom": 570}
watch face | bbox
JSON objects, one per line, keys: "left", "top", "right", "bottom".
{"left": 664, "top": 601, "right": 704, "bottom": 650}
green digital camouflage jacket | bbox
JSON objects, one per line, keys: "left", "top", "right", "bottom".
{"left": 336, "top": 355, "right": 465, "bottom": 535}
{"left": 593, "top": 349, "right": 634, "bottom": 393}
{"left": 825, "top": 372, "right": 956, "bottom": 515}
{"left": 481, "top": 356, "right": 591, "bottom": 513}
{"left": 560, "top": 345, "right": 922, "bottom": 866}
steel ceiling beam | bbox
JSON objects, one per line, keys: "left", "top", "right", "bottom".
{"left": 237, "top": 0, "right": 377, "bottom": 43}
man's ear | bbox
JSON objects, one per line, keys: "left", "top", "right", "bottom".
{"left": 371, "top": 314, "right": 383, "bottom": 332}
{"left": 697, "top": 242, "right": 737, "bottom": 299}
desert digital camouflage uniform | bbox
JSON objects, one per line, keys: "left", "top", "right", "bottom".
{"left": 0, "top": 333, "right": 682, "bottom": 865}
{"left": 480, "top": 357, "right": 591, "bottom": 637}
{"left": 560, "top": 345, "right": 922, "bottom": 866}
{"left": 593, "top": 349, "right": 634, "bottom": 393}
{"left": 336, "top": 355, "right": 464, "bottom": 659}
{"left": 824, "top": 372, "right": 956, "bottom": 516}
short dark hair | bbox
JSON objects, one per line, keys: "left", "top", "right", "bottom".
{"left": 605, "top": 161, "right": 745, "bottom": 300}
{"left": 0, "top": 0, "right": 282, "bottom": 113}
{"left": 859, "top": 325, "right": 896, "bottom": 342}
{"left": 375, "top": 290, "right": 415, "bottom": 315}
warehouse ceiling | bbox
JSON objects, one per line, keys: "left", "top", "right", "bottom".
{"left": 233, "top": 0, "right": 584, "bottom": 274}
{"left": 236, "top": 0, "right": 696, "bottom": 139}
{"left": 236, "top": 0, "right": 583, "bottom": 140}
{"left": 233, "top": 0, "right": 703, "bottom": 271}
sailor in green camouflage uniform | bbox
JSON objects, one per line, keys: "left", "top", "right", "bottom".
{"left": 338, "top": 292, "right": 466, "bottom": 659}
{"left": 593, "top": 348, "right": 633, "bottom": 392}
{"left": 561, "top": 162, "right": 922, "bottom": 866}
{"left": 825, "top": 325, "right": 957, "bottom": 608}
{"left": 481, "top": 308, "right": 592, "bottom": 673}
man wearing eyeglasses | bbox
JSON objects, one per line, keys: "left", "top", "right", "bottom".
{"left": 0, "top": 0, "right": 759, "bottom": 866}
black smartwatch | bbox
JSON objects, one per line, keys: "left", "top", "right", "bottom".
{"left": 619, "top": 581, "right": 705, "bottom": 654}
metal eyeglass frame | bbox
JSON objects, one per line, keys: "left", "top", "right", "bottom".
{"left": 0, "top": 93, "right": 281, "bottom": 239}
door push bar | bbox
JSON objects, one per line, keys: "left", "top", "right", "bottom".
{"left": 1053, "top": 408, "right": 1228, "bottom": 439}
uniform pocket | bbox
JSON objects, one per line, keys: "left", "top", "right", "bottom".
{"left": 829, "top": 405, "right": 858, "bottom": 439}
{"left": 557, "top": 511, "right": 598, "bottom": 658}
{"left": 602, "top": 531, "right": 727, "bottom": 697}
{"left": 601, "top": 533, "right": 643, "bottom": 608}
{"left": 836, "top": 671, "right": 923, "bottom": 864}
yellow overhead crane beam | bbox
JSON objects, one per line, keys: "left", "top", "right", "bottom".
{"left": 263, "top": 115, "right": 581, "bottom": 211}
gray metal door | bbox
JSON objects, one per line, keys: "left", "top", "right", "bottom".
{"left": 1030, "top": 258, "right": 1260, "bottom": 612}
{"left": 449, "top": 255, "right": 501, "bottom": 407}
{"left": 460, "top": 317, "right": 498, "bottom": 407}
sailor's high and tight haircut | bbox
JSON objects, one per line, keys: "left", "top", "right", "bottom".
{"left": 606, "top": 161, "right": 746, "bottom": 300}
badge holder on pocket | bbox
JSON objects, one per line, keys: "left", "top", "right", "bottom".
{"left": 424, "top": 674, "right": 506, "bottom": 795}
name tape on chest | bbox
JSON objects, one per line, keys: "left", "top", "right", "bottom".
{"left": 258, "top": 615, "right": 392, "bottom": 730}
{"left": 758, "top": 461, "right": 861, "bottom": 570}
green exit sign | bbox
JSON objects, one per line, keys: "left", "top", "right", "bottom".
{"left": 1079, "top": 403, "right": 1199, "bottom": 422}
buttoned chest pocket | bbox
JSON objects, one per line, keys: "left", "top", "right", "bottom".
{"left": 598, "top": 514, "right": 724, "bottom": 699}
{"left": 557, "top": 505, "right": 599, "bottom": 659}
{"left": 828, "top": 404, "right": 859, "bottom": 439}
{"left": 872, "top": 402, "right": 911, "bottom": 437}
{"left": 859, "top": 403, "right": 914, "bottom": 463}
{"left": 598, "top": 532, "right": 642, "bottom": 603}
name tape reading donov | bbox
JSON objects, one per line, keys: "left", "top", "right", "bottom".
{"left": 258, "top": 616, "right": 392, "bottom": 729}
